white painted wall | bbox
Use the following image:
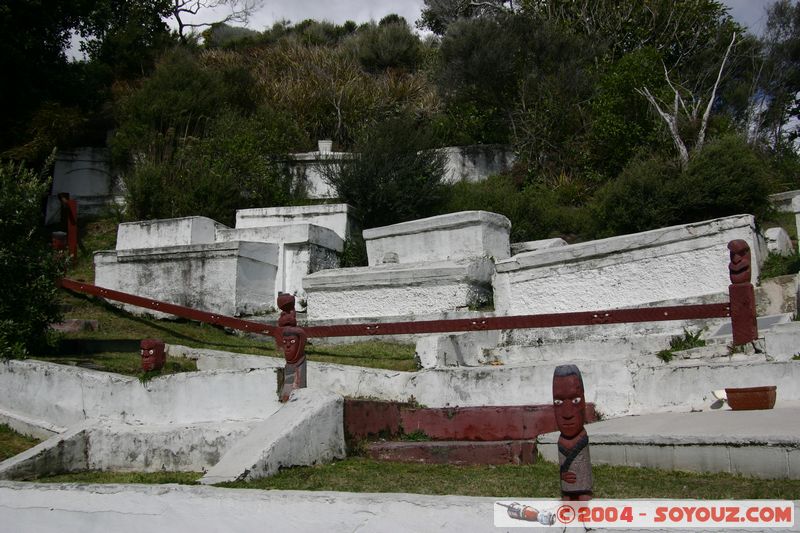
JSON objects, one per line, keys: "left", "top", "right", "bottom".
{"left": 364, "top": 211, "right": 511, "bottom": 266}
{"left": 303, "top": 258, "right": 494, "bottom": 319}
{"left": 0, "top": 360, "right": 282, "bottom": 428}
{"left": 494, "top": 215, "right": 762, "bottom": 315}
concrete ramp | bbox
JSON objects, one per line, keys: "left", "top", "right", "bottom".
{"left": 199, "top": 389, "right": 345, "bottom": 485}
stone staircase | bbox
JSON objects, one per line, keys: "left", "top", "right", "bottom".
{"left": 343, "top": 399, "right": 598, "bottom": 465}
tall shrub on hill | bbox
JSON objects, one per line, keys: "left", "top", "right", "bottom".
{"left": 322, "top": 116, "right": 447, "bottom": 230}
{"left": 0, "top": 162, "right": 62, "bottom": 358}
{"left": 590, "top": 135, "right": 775, "bottom": 237}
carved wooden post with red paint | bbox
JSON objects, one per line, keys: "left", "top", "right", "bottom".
{"left": 277, "top": 293, "right": 307, "bottom": 402}
{"left": 553, "top": 364, "right": 593, "bottom": 501}
{"left": 141, "top": 338, "right": 166, "bottom": 372}
{"left": 727, "top": 239, "right": 758, "bottom": 346}
{"left": 58, "top": 193, "right": 78, "bottom": 262}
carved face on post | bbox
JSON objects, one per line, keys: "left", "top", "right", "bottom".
{"left": 281, "top": 327, "right": 306, "bottom": 365}
{"left": 553, "top": 366, "right": 586, "bottom": 439}
{"left": 728, "top": 239, "right": 751, "bottom": 285}
{"left": 140, "top": 339, "right": 165, "bottom": 372}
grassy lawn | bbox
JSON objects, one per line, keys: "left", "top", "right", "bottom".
{"left": 0, "top": 425, "right": 41, "bottom": 462}
{"left": 28, "top": 458, "right": 800, "bottom": 499}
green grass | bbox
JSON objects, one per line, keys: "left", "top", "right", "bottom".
{"left": 30, "top": 471, "right": 203, "bottom": 485}
{"left": 32, "top": 351, "right": 197, "bottom": 378}
{"left": 220, "top": 458, "right": 800, "bottom": 499}
{"left": 33, "top": 458, "right": 799, "bottom": 499}
{"left": 0, "top": 424, "right": 41, "bottom": 461}
{"left": 656, "top": 328, "right": 706, "bottom": 363}
{"left": 760, "top": 251, "right": 800, "bottom": 281}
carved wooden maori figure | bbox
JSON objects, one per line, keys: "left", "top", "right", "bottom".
{"left": 277, "top": 293, "right": 307, "bottom": 402}
{"left": 553, "top": 364, "right": 593, "bottom": 501}
{"left": 727, "top": 240, "right": 757, "bottom": 345}
{"left": 140, "top": 338, "right": 165, "bottom": 372}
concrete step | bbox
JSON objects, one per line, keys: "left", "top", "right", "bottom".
{"left": 366, "top": 439, "right": 536, "bottom": 465}
{"left": 538, "top": 405, "right": 800, "bottom": 479}
{"left": 344, "top": 400, "right": 598, "bottom": 441}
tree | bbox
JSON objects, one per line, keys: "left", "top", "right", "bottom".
{"left": 638, "top": 32, "right": 737, "bottom": 170}
{"left": 0, "top": 162, "right": 62, "bottom": 358}
{"left": 322, "top": 116, "right": 447, "bottom": 230}
{"left": 171, "top": 0, "right": 262, "bottom": 44}
{"left": 418, "top": 0, "right": 518, "bottom": 34}
{"left": 756, "top": 0, "right": 800, "bottom": 147}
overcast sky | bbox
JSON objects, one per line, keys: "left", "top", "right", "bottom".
{"left": 210, "top": 0, "right": 775, "bottom": 35}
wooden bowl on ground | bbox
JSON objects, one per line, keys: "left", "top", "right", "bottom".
{"left": 724, "top": 386, "right": 777, "bottom": 410}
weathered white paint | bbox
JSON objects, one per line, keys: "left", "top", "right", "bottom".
{"left": 539, "top": 406, "right": 800, "bottom": 479}
{"left": 765, "top": 227, "right": 794, "bottom": 257}
{"left": 45, "top": 148, "right": 121, "bottom": 223}
{"left": 510, "top": 237, "right": 567, "bottom": 256}
{"left": 287, "top": 150, "right": 346, "bottom": 199}
{"left": 0, "top": 360, "right": 282, "bottom": 428}
{"left": 216, "top": 223, "right": 342, "bottom": 308}
{"left": 288, "top": 145, "right": 515, "bottom": 200}
{"left": 95, "top": 241, "right": 278, "bottom": 316}
{"left": 439, "top": 145, "right": 516, "bottom": 184}
{"left": 200, "top": 389, "right": 345, "bottom": 484}
{"left": 0, "top": 421, "right": 256, "bottom": 479}
{"left": 303, "top": 258, "right": 494, "bottom": 319}
{"left": 235, "top": 204, "right": 354, "bottom": 241}
{"left": 0, "top": 483, "right": 522, "bottom": 533}
{"left": 364, "top": 210, "right": 511, "bottom": 266}
{"left": 756, "top": 274, "right": 798, "bottom": 315}
{"left": 115, "top": 216, "right": 226, "bottom": 251}
{"left": 770, "top": 189, "right": 800, "bottom": 212}
{"left": 494, "top": 215, "right": 761, "bottom": 315}
{"left": 765, "top": 322, "right": 800, "bottom": 361}
{"left": 186, "top": 344, "right": 800, "bottom": 418}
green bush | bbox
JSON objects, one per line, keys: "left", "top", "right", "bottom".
{"left": 123, "top": 108, "right": 304, "bottom": 226}
{"left": 589, "top": 154, "right": 681, "bottom": 237}
{"left": 591, "top": 136, "right": 776, "bottom": 238}
{"left": 322, "top": 116, "right": 447, "bottom": 229}
{"left": 0, "top": 162, "right": 62, "bottom": 358}
{"left": 442, "top": 173, "right": 589, "bottom": 243}
{"left": 678, "top": 135, "right": 775, "bottom": 222}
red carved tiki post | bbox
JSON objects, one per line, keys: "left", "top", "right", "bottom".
{"left": 140, "top": 338, "right": 166, "bottom": 372}
{"left": 727, "top": 240, "right": 758, "bottom": 346}
{"left": 553, "top": 364, "right": 593, "bottom": 501}
{"left": 277, "top": 293, "right": 307, "bottom": 402}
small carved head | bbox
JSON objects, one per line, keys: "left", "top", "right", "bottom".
{"left": 728, "top": 239, "right": 751, "bottom": 284}
{"left": 553, "top": 364, "right": 586, "bottom": 439}
{"left": 280, "top": 327, "right": 307, "bottom": 365}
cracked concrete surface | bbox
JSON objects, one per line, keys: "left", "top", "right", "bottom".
{"left": 0, "top": 482, "right": 797, "bottom": 533}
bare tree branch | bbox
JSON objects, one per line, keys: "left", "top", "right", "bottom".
{"left": 696, "top": 31, "right": 736, "bottom": 150}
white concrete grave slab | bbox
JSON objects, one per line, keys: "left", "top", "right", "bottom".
{"left": 494, "top": 215, "right": 762, "bottom": 315}
{"left": 364, "top": 210, "right": 511, "bottom": 266}
{"left": 765, "top": 226, "right": 794, "bottom": 256}
{"left": 235, "top": 203, "right": 354, "bottom": 241}
{"left": 116, "top": 216, "right": 226, "bottom": 251}
{"left": 95, "top": 241, "right": 279, "bottom": 316}
{"left": 45, "top": 147, "right": 121, "bottom": 223}
{"left": 770, "top": 189, "right": 800, "bottom": 212}
{"left": 216, "top": 223, "right": 342, "bottom": 308}
{"left": 439, "top": 145, "right": 516, "bottom": 184}
{"left": 303, "top": 258, "right": 494, "bottom": 320}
